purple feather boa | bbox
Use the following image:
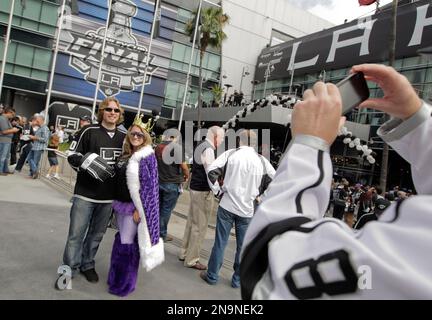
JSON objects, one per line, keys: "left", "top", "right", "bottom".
{"left": 112, "top": 200, "right": 135, "bottom": 216}
{"left": 138, "top": 154, "right": 160, "bottom": 246}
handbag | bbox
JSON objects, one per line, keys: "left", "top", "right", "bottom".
{"left": 257, "top": 155, "right": 272, "bottom": 196}
{"left": 137, "top": 213, "right": 165, "bottom": 272}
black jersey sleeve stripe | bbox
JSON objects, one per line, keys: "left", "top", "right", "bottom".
{"left": 295, "top": 150, "right": 324, "bottom": 214}
{"left": 240, "top": 216, "right": 311, "bottom": 300}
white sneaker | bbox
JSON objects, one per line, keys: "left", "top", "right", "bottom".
{"left": 45, "top": 174, "right": 51, "bottom": 179}
{"left": 54, "top": 174, "right": 60, "bottom": 179}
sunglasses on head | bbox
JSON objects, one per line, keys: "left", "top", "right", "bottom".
{"left": 130, "top": 131, "right": 145, "bottom": 138}
{"left": 104, "top": 107, "right": 121, "bottom": 113}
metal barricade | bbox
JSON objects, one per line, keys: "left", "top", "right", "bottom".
{"left": 40, "top": 148, "right": 76, "bottom": 193}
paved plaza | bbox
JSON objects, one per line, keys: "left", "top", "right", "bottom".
{"left": 0, "top": 172, "right": 240, "bottom": 300}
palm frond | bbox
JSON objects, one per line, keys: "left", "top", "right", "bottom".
{"left": 184, "top": 6, "right": 229, "bottom": 52}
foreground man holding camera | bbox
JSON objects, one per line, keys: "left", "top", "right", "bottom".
{"left": 240, "top": 64, "right": 432, "bottom": 299}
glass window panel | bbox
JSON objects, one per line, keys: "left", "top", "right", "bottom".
{"left": 191, "top": 66, "right": 200, "bottom": 76}
{"left": 40, "top": 2, "right": 58, "bottom": 27}
{"left": 14, "top": 65, "right": 31, "bottom": 77}
{"left": 425, "top": 67, "right": 432, "bottom": 83}
{"left": 402, "top": 69, "right": 422, "bottom": 84}
{"left": 165, "top": 81, "right": 179, "bottom": 100}
{"left": 12, "top": 16, "right": 22, "bottom": 26}
{"left": 201, "top": 53, "right": 209, "bottom": 69}
{"left": 207, "top": 54, "right": 219, "bottom": 72}
{"left": 175, "top": 20, "right": 186, "bottom": 33}
{"left": 423, "top": 83, "right": 432, "bottom": 101}
{"left": 0, "top": 1, "right": 11, "bottom": 13}
{"left": 31, "top": 69, "right": 47, "bottom": 81}
{"left": 38, "top": 24, "right": 55, "bottom": 35}
{"left": 14, "top": 44, "right": 34, "bottom": 67}
{"left": 164, "top": 97, "right": 176, "bottom": 107}
{"left": 170, "top": 60, "right": 184, "bottom": 71}
{"left": 33, "top": 48, "right": 51, "bottom": 70}
{"left": 202, "top": 90, "right": 212, "bottom": 102}
{"left": 21, "top": 0, "right": 41, "bottom": 21}
{"left": 6, "top": 42, "right": 17, "bottom": 63}
{"left": 189, "top": 90, "right": 198, "bottom": 105}
{"left": 0, "top": 12, "right": 8, "bottom": 25}
{"left": 177, "top": 8, "right": 192, "bottom": 23}
{"left": 172, "top": 43, "right": 186, "bottom": 61}
{"left": 403, "top": 56, "right": 422, "bottom": 68}
{"left": 176, "top": 83, "right": 186, "bottom": 100}
{"left": 393, "top": 58, "right": 403, "bottom": 70}
{"left": 5, "top": 63, "right": 13, "bottom": 73}
{"left": 193, "top": 50, "right": 199, "bottom": 66}
{"left": 20, "top": 19, "right": 39, "bottom": 31}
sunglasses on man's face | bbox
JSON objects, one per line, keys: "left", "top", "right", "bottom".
{"left": 130, "top": 131, "right": 145, "bottom": 139}
{"left": 104, "top": 107, "right": 121, "bottom": 113}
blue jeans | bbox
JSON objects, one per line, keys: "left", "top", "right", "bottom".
{"left": 28, "top": 149, "right": 43, "bottom": 176}
{"left": 205, "top": 206, "right": 251, "bottom": 288}
{"left": 63, "top": 197, "right": 113, "bottom": 275}
{"left": 0, "top": 142, "right": 11, "bottom": 173}
{"left": 159, "top": 182, "right": 180, "bottom": 239}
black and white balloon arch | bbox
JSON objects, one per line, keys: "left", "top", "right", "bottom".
{"left": 221, "top": 94, "right": 376, "bottom": 164}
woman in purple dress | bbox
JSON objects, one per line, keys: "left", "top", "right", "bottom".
{"left": 107, "top": 115, "right": 161, "bottom": 297}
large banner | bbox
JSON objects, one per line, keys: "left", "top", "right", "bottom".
{"left": 255, "top": 0, "right": 432, "bottom": 81}
{"left": 52, "top": 0, "right": 175, "bottom": 112}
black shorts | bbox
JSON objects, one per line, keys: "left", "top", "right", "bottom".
{"left": 48, "top": 157, "right": 58, "bottom": 166}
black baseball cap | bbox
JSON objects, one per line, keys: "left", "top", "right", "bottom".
{"left": 80, "top": 115, "right": 91, "bottom": 121}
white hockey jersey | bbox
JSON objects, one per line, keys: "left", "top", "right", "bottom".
{"left": 240, "top": 102, "right": 432, "bottom": 299}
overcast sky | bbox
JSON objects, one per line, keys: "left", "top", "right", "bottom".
{"left": 286, "top": 0, "right": 394, "bottom": 26}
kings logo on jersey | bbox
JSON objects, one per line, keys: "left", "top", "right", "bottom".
{"left": 100, "top": 148, "right": 123, "bottom": 165}
{"left": 65, "top": 0, "right": 158, "bottom": 97}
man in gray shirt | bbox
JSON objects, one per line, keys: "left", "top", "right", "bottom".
{"left": 0, "top": 107, "right": 19, "bottom": 175}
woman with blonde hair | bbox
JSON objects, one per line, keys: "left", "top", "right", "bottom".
{"left": 107, "top": 114, "right": 162, "bottom": 297}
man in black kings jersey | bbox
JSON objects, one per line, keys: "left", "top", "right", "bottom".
{"left": 57, "top": 97, "right": 126, "bottom": 285}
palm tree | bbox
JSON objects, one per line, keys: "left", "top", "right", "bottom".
{"left": 211, "top": 84, "right": 223, "bottom": 107}
{"left": 185, "top": 7, "right": 229, "bottom": 128}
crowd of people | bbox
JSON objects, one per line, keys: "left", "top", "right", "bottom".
{"left": 0, "top": 106, "right": 93, "bottom": 179}
{"left": 0, "top": 109, "right": 51, "bottom": 178}
{"left": 198, "top": 89, "right": 246, "bottom": 109}
{"left": 49, "top": 94, "right": 276, "bottom": 296}
{"left": 328, "top": 179, "right": 413, "bottom": 229}
{"left": 224, "top": 90, "right": 245, "bottom": 107}
{"left": 2, "top": 62, "right": 431, "bottom": 299}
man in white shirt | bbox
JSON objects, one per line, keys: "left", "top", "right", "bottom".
{"left": 200, "top": 129, "right": 275, "bottom": 288}
{"left": 240, "top": 63, "right": 432, "bottom": 299}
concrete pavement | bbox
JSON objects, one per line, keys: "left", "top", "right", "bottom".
{"left": 0, "top": 171, "right": 241, "bottom": 300}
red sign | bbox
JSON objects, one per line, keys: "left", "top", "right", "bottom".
{"left": 359, "top": 0, "right": 378, "bottom": 5}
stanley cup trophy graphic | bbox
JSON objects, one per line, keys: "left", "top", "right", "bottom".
{"left": 82, "top": 0, "right": 157, "bottom": 96}
{"left": 104, "top": 0, "right": 137, "bottom": 44}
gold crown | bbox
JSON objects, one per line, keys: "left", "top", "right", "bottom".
{"left": 132, "top": 113, "right": 155, "bottom": 133}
